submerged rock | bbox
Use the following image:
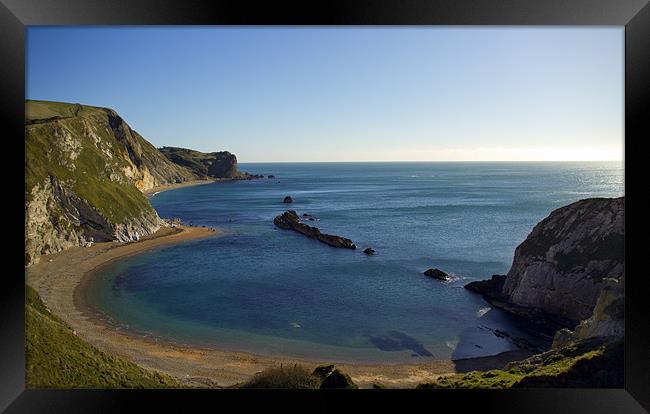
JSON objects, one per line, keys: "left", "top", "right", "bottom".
{"left": 283, "top": 196, "right": 294, "bottom": 203}
{"left": 423, "top": 268, "right": 451, "bottom": 281}
{"left": 268, "top": 175, "right": 275, "bottom": 178}
{"left": 363, "top": 247, "right": 376, "bottom": 255}
{"left": 273, "top": 210, "right": 356, "bottom": 249}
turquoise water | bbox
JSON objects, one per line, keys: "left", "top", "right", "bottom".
{"left": 85, "top": 162, "right": 624, "bottom": 363}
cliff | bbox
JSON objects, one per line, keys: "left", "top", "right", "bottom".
{"left": 159, "top": 146, "right": 259, "bottom": 179}
{"left": 25, "top": 100, "right": 197, "bottom": 266}
{"left": 465, "top": 197, "right": 625, "bottom": 342}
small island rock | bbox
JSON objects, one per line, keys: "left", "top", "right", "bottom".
{"left": 424, "top": 268, "right": 451, "bottom": 281}
{"left": 283, "top": 196, "right": 294, "bottom": 203}
{"left": 273, "top": 210, "right": 356, "bottom": 249}
{"left": 363, "top": 247, "right": 376, "bottom": 255}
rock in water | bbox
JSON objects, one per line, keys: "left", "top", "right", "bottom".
{"left": 273, "top": 211, "right": 356, "bottom": 249}
{"left": 283, "top": 196, "right": 294, "bottom": 203}
{"left": 465, "top": 275, "right": 506, "bottom": 297}
{"left": 319, "top": 369, "right": 358, "bottom": 389}
{"left": 364, "top": 247, "right": 376, "bottom": 255}
{"left": 424, "top": 268, "right": 451, "bottom": 281}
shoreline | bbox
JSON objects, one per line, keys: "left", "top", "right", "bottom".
{"left": 143, "top": 175, "right": 267, "bottom": 198}
{"left": 143, "top": 179, "right": 217, "bottom": 197}
{"left": 27, "top": 225, "right": 533, "bottom": 389}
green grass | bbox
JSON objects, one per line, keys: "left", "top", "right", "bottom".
{"left": 26, "top": 285, "right": 179, "bottom": 388}
{"left": 25, "top": 100, "right": 156, "bottom": 223}
{"left": 417, "top": 338, "right": 623, "bottom": 389}
{"left": 26, "top": 100, "right": 106, "bottom": 121}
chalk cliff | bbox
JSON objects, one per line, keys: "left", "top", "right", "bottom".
{"left": 466, "top": 197, "right": 624, "bottom": 341}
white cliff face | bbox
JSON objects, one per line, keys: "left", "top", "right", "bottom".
{"left": 25, "top": 176, "right": 162, "bottom": 266}
{"left": 573, "top": 275, "right": 625, "bottom": 339}
{"left": 25, "top": 179, "right": 84, "bottom": 265}
{"left": 502, "top": 197, "right": 625, "bottom": 324}
{"left": 552, "top": 275, "right": 624, "bottom": 348}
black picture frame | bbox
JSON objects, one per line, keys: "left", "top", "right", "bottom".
{"left": 2, "top": 0, "right": 648, "bottom": 412}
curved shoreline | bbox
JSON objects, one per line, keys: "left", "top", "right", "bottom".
{"left": 27, "top": 224, "right": 532, "bottom": 388}
{"left": 143, "top": 179, "right": 217, "bottom": 197}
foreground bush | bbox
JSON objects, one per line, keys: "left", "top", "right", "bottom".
{"left": 239, "top": 364, "right": 321, "bottom": 389}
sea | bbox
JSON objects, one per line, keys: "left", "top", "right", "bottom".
{"left": 83, "top": 162, "right": 624, "bottom": 364}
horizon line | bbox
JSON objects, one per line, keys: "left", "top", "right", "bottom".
{"left": 237, "top": 159, "right": 624, "bottom": 164}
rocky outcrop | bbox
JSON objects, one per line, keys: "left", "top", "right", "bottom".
{"left": 319, "top": 369, "right": 358, "bottom": 389}
{"left": 159, "top": 146, "right": 260, "bottom": 180}
{"left": 424, "top": 268, "right": 451, "bottom": 281}
{"left": 283, "top": 196, "right": 294, "bottom": 204}
{"left": 502, "top": 197, "right": 624, "bottom": 324}
{"left": 465, "top": 274, "right": 506, "bottom": 297}
{"left": 273, "top": 210, "right": 356, "bottom": 249}
{"left": 465, "top": 197, "right": 624, "bottom": 340}
{"left": 103, "top": 110, "right": 196, "bottom": 190}
{"left": 312, "top": 364, "right": 336, "bottom": 381}
{"left": 552, "top": 275, "right": 624, "bottom": 348}
{"left": 25, "top": 175, "right": 161, "bottom": 265}
{"left": 364, "top": 247, "right": 376, "bottom": 255}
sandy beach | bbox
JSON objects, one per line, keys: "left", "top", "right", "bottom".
{"left": 143, "top": 179, "right": 217, "bottom": 197}
{"left": 26, "top": 224, "right": 532, "bottom": 388}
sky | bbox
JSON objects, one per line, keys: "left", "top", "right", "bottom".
{"left": 26, "top": 27, "right": 623, "bottom": 162}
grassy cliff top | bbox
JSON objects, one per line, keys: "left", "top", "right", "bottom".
{"left": 26, "top": 99, "right": 109, "bottom": 122}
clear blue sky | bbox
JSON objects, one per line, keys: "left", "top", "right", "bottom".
{"left": 27, "top": 27, "right": 623, "bottom": 162}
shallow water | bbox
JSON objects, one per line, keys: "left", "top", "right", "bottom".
{"left": 85, "top": 162, "right": 623, "bottom": 363}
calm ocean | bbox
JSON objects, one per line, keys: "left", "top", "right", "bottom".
{"left": 84, "top": 162, "right": 624, "bottom": 363}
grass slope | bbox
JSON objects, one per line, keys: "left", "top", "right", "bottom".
{"left": 26, "top": 100, "right": 155, "bottom": 223}
{"left": 417, "top": 338, "right": 623, "bottom": 389}
{"left": 26, "top": 285, "right": 179, "bottom": 388}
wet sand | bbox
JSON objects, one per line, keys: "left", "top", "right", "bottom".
{"left": 26, "top": 225, "right": 532, "bottom": 388}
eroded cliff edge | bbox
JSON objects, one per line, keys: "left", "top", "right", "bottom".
{"left": 465, "top": 197, "right": 624, "bottom": 344}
